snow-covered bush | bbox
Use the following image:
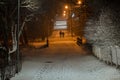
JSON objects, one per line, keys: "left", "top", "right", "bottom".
{"left": 85, "top": 8, "right": 118, "bottom": 47}
{"left": 84, "top": 5, "right": 120, "bottom": 65}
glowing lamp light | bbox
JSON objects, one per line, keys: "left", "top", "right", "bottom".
{"left": 78, "top": 1, "right": 82, "bottom": 4}
{"left": 63, "top": 13, "right": 66, "bottom": 16}
{"left": 65, "top": 5, "right": 68, "bottom": 9}
{"left": 63, "top": 11, "right": 66, "bottom": 13}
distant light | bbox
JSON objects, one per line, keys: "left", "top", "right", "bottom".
{"left": 54, "top": 21, "right": 67, "bottom": 30}
{"left": 63, "top": 13, "right": 66, "bottom": 16}
{"left": 65, "top": 5, "right": 68, "bottom": 9}
{"left": 63, "top": 11, "right": 66, "bottom": 13}
{"left": 78, "top": 1, "right": 82, "bottom": 4}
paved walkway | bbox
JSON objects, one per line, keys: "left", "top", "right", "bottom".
{"left": 11, "top": 37, "right": 120, "bottom": 80}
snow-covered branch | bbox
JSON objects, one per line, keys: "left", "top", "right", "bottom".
{"left": 21, "top": 0, "right": 40, "bottom": 11}
{"left": 18, "top": 14, "right": 34, "bottom": 38}
{"left": 9, "top": 24, "right": 17, "bottom": 54}
{"left": 9, "top": 14, "right": 35, "bottom": 54}
{"left": 8, "top": 0, "right": 41, "bottom": 54}
{"left": 84, "top": 7, "right": 120, "bottom": 47}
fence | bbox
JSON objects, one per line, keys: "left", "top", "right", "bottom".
{"left": 93, "top": 46, "right": 120, "bottom": 68}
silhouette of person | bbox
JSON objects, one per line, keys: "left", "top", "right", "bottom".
{"left": 62, "top": 32, "right": 65, "bottom": 38}
{"left": 59, "top": 31, "right": 62, "bottom": 38}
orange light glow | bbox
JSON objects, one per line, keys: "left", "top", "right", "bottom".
{"left": 63, "top": 13, "right": 66, "bottom": 16}
{"left": 65, "top": 5, "right": 68, "bottom": 9}
{"left": 78, "top": 1, "right": 82, "bottom": 4}
{"left": 82, "top": 37, "right": 87, "bottom": 44}
{"left": 63, "top": 11, "right": 66, "bottom": 13}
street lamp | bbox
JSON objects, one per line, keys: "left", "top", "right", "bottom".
{"left": 63, "top": 10, "right": 67, "bottom": 17}
{"left": 64, "top": 4, "right": 73, "bottom": 37}
{"left": 77, "top": 1, "right": 82, "bottom": 5}
{"left": 63, "top": 10, "right": 66, "bottom": 13}
{"left": 16, "top": 0, "right": 20, "bottom": 73}
{"left": 65, "top": 5, "right": 68, "bottom": 9}
{"left": 63, "top": 13, "right": 66, "bottom": 16}
{"left": 64, "top": 1, "right": 82, "bottom": 37}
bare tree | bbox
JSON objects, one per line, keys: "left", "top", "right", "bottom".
{"left": 9, "top": 0, "right": 41, "bottom": 54}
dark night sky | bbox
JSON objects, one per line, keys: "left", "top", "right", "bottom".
{"left": 40, "top": 0, "right": 120, "bottom": 14}
{"left": 39, "top": 0, "right": 68, "bottom": 15}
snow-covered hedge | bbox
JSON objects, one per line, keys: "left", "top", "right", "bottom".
{"left": 84, "top": 2, "right": 120, "bottom": 67}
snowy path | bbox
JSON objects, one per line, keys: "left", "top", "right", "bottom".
{"left": 11, "top": 41, "right": 120, "bottom": 80}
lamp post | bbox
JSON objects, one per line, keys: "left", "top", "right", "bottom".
{"left": 69, "top": 5, "right": 73, "bottom": 37}
{"left": 64, "top": 5, "right": 72, "bottom": 37}
{"left": 78, "top": 1, "right": 82, "bottom": 5}
{"left": 65, "top": 5, "right": 68, "bottom": 9}
{"left": 64, "top": 0, "right": 82, "bottom": 37}
{"left": 46, "top": 24, "right": 49, "bottom": 47}
{"left": 16, "top": 0, "right": 20, "bottom": 73}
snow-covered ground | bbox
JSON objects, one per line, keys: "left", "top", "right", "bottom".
{"left": 11, "top": 40, "right": 120, "bottom": 80}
